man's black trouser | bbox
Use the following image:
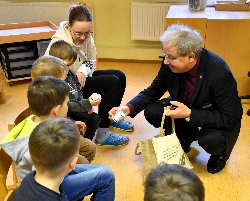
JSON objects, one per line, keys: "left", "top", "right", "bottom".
{"left": 144, "top": 97, "right": 231, "bottom": 157}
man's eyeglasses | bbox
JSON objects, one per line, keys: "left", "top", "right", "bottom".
{"left": 162, "top": 49, "right": 178, "bottom": 62}
{"left": 72, "top": 30, "right": 93, "bottom": 38}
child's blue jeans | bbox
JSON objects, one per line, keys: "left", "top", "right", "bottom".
{"left": 61, "top": 164, "right": 115, "bottom": 201}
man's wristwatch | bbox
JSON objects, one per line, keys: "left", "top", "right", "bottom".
{"left": 185, "top": 115, "right": 191, "bottom": 122}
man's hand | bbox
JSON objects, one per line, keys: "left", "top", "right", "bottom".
{"left": 76, "top": 72, "right": 86, "bottom": 89}
{"left": 165, "top": 101, "right": 191, "bottom": 119}
{"left": 108, "top": 106, "right": 130, "bottom": 121}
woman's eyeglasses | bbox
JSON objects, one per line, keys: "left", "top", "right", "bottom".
{"left": 72, "top": 30, "right": 93, "bottom": 38}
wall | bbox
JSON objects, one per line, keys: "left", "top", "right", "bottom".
{"left": 4, "top": 0, "right": 185, "bottom": 60}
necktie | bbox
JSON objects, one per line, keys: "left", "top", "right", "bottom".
{"left": 183, "top": 73, "right": 196, "bottom": 108}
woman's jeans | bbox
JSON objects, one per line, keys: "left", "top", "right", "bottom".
{"left": 61, "top": 164, "right": 115, "bottom": 201}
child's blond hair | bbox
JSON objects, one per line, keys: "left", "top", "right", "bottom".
{"left": 31, "top": 55, "right": 68, "bottom": 79}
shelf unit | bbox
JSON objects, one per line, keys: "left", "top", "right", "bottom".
{"left": 0, "top": 21, "right": 57, "bottom": 86}
{"left": 0, "top": 40, "right": 50, "bottom": 86}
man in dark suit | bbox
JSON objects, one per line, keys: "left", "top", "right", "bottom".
{"left": 108, "top": 23, "right": 242, "bottom": 174}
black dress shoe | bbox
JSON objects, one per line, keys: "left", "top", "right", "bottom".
{"left": 207, "top": 153, "right": 226, "bottom": 174}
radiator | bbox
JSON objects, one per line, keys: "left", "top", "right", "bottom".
{"left": 0, "top": 1, "right": 93, "bottom": 28}
{"left": 131, "top": 2, "right": 171, "bottom": 41}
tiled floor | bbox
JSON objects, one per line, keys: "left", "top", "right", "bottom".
{"left": 1, "top": 60, "right": 250, "bottom": 200}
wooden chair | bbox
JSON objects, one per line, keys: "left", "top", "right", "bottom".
{"left": 0, "top": 148, "right": 18, "bottom": 201}
{"left": 0, "top": 107, "right": 31, "bottom": 201}
{"left": 240, "top": 71, "right": 250, "bottom": 116}
{"left": 4, "top": 190, "right": 15, "bottom": 201}
{"left": 8, "top": 107, "right": 31, "bottom": 131}
{"left": 0, "top": 83, "right": 6, "bottom": 104}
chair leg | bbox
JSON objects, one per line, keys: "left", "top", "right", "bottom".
{"left": 0, "top": 83, "right": 6, "bottom": 104}
{"left": 240, "top": 95, "right": 250, "bottom": 99}
{"left": 247, "top": 109, "right": 250, "bottom": 116}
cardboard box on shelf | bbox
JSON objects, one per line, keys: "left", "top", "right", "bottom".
{"left": 0, "top": 21, "right": 58, "bottom": 44}
{"left": 215, "top": 1, "right": 249, "bottom": 11}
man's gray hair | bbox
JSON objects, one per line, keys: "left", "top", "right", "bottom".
{"left": 160, "top": 23, "right": 203, "bottom": 58}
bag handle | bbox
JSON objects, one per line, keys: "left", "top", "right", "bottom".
{"left": 159, "top": 109, "right": 175, "bottom": 137}
{"left": 135, "top": 109, "right": 175, "bottom": 155}
{"left": 135, "top": 143, "right": 141, "bottom": 155}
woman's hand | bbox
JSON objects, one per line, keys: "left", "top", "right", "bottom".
{"left": 76, "top": 72, "right": 86, "bottom": 89}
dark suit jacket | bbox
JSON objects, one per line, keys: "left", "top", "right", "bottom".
{"left": 129, "top": 48, "right": 242, "bottom": 159}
